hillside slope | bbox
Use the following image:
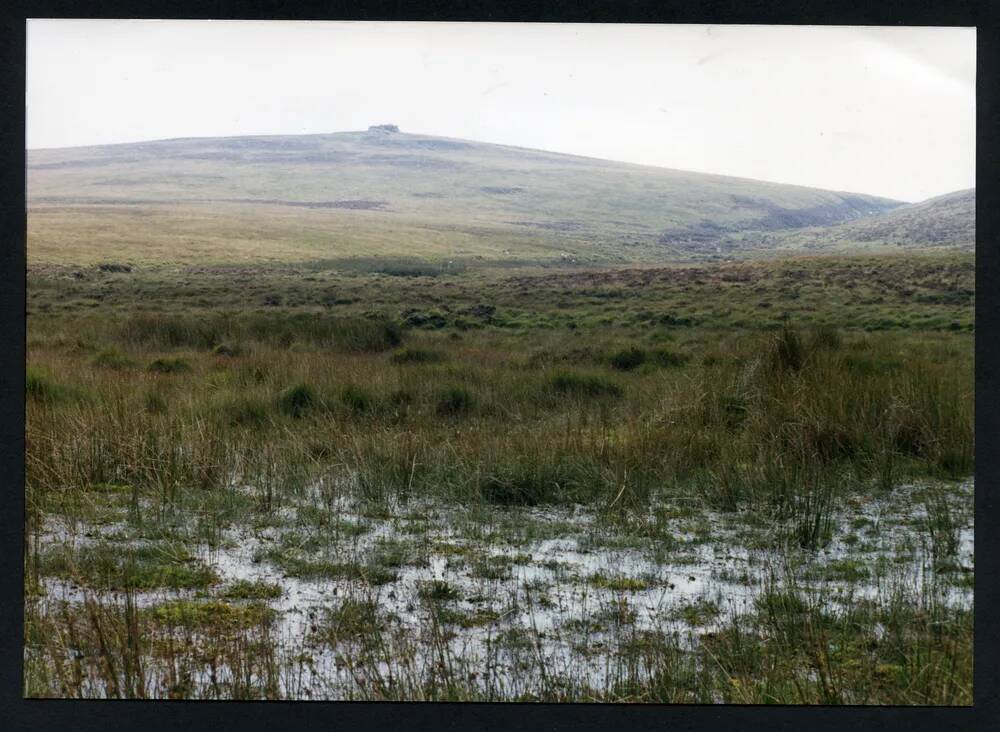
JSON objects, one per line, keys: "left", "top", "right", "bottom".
{"left": 27, "top": 127, "right": 903, "bottom": 265}
{"left": 753, "top": 189, "right": 975, "bottom": 254}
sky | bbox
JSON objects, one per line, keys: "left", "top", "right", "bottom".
{"left": 26, "top": 21, "right": 975, "bottom": 202}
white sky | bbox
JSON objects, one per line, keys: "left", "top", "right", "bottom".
{"left": 26, "top": 20, "right": 975, "bottom": 202}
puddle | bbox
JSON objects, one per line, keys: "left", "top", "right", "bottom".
{"left": 30, "top": 478, "right": 974, "bottom": 698}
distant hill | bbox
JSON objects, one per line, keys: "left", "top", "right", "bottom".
{"left": 27, "top": 127, "right": 904, "bottom": 265}
{"left": 751, "top": 189, "right": 975, "bottom": 254}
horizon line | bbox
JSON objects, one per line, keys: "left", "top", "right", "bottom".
{"left": 26, "top": 126, "right": 975, "bottom": 205}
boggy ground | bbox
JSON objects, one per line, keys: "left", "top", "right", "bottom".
{"left": 24, "top": 251, "right": 974, "bottom": 702}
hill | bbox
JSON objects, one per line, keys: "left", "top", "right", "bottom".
{"left": 747, "top": 189, "right": 975, "bottom": 254}
{"left": 27, "top": 127, "right": 903, "bottom": 266}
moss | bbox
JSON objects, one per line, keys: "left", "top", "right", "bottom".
{"left": 802, "top": 558, "right": 870, "bottom": 582}
{"left": 148, "top": 600, "right": 274, "bottom": 629}
{"left": 470, "top": 555, "right": 514, "bottom": 581}
{"left": 418, "top": 579, "right": 462, "bottom": 602}
{"left": 435, "top": 606, "right": 501, "bottom": 628}
{"left": 670, "top": 600, "right": 721, "bottom": 626}
{"left": 221, "top": 579, "right": 283, "bottom": 600}
{"left": 268, "top": 553, "right": 396, "bottom": 585}
{"left": 372, "top": 540, "right": 428, "bottom": 569}
{"left": 38, "top": 543, "right": 218, "bottom": 591}
{"left": 317, "top": 599, "right": 383, "bottom": 641}
{"left": 587, "top": 573, "right": 649, "bottom": 592}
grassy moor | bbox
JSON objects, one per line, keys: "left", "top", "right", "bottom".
{"left": 24, "top": 128, "right": 974, "bottom": 703}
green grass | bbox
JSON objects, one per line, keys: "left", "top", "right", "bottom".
{"left": 391, "top": 347, "right": 445, "bottom": 365}
{"left": 548, "top": 371, "right": 623, "bottom": 398}
{"left": 435, "top": 386, "right": 474, "bottom": 416}
{"left": 91, "top": 348, "right": 136, "bottom": 370}
{"left": 149, "top": 599, "right": 275, "bottom": 630}
{"left": 610, "top": 347, "right": 647, "bottom": 371}
{"left": 147, "top": 356, "right": 192, "bottom": 373}
{"left": 24, "top": 249, "right": 973, "bottom": 703}
{"left": 26, "top": 130, "right": 910, "bottom": 268}
{"left": 264, "top": 552, "right": 396, "bottom": 585}
{"left": 221, "top": 580, "right": 283, "bottom": 600}
{"left": 26, "top": 367, "right": 86, "bottom": 404}
{"left": 277, "top": 383, "right": 319, "bottom": 418}
{"left": 418, "top": 579, "right": 462, "bottom": 603}
{"left": 316, "top": 599, "right": 384, "bottom": 642}
{"left": 588, "top": 573, "right": 650, "bottom": 592}
{"left": 37, "top": 543, "right": 218, "bottom": 591}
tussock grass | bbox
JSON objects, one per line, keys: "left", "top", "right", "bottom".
{"left": 391, "top": 347, "right": 444, "bottom": 365}
{"left": 211, "top": 342, "right": 243, "bottom": 357}
{"left": 149, "top": 600, "right": 275, "bottom": 630}
{"left": 24, "top": 253, "right": 973, "bottom": 703}
{"left": 222, "top": 580, "right": 283, "bottom": 600}
{"left": 38, "top": 543, "right": 218, "bottom": 591}
{"left": 610, "top": 347, "right": 647, "bottom": 371}
{"left": 92, "top": 348, "right": 136, "bottom": 370}
{"left": 147, "top": 357, "right": 192, "bottom": 373}
{"left": 277, "top": 383, "right": 319, "bottom": 418}
{"left": 26, "top": 367, "right": 86, "bottom": 405}
{"left": 114, "top": 311, "right": 403, "bottom": 352}
{"left": 435, "top": 386, "right": 474, "bottom": 416}
{"left": 548, "top": 370, "right": 623, "bottom": 398}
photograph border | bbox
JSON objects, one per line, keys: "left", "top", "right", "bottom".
{"left": 2, "top": 2, "right": 996, "bottom": 730}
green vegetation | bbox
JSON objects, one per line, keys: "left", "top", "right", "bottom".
{"left": 37, "top": 543, "right": 218, "bottom": 591}
{"left": 588, "top": 573, "right": 650, "bottom": 592}
{"left": 418, "top": 580, "right": 462, "bottom": 603}
{"left": 548, "top": 371, "right": 623, "bottom": 399}
{"left": 391, "top": 347, "right": 445, "bottom": 365}
{"left": 23, "top": 128, "right": 975, "bottom": 704}
{"left": 149, "top": 599, "right": 275, "bottom": 629}
{"left": 26, "top": 130, "right": 908, "bottom": 268}
{"left": 277, "top": 383, "right": 319, "bottom": 418}
{"left": 24, "top": 248, "right": 973, "bottom": 703}
{"left": 147, "top": 356, "right": 192, "bottom": 373}
{"left": 92, "top": 348, "right": 136, "bottom": 370}
{"left": 222, "top": 580, "right": 283, "bottom": 600}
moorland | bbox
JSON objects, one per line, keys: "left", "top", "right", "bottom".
{"left": 24, "top": 128, "right": 975, "bottom": 703}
